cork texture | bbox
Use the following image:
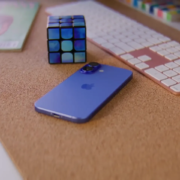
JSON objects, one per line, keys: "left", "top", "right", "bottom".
{"left": 0, "top": 1, "right": 180, "bottom": 180}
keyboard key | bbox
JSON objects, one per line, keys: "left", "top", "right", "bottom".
{"left": 117, "top": 34, "right": 126, "bottom": 40}
{"left": 129, "top": 35, "right": 140, "bottom": 40}
{"left": 158, "top": 43, "right": 169, "bottom": 49}
{"left": 127, "top": 41, "right": 144, "bottom": 50}
{"left": 134, "top": 38, "right": 146, "bottom": 43}
{"left": 97, "top": 32, "right": 109, "bottom": 37}
{"left": 145, "top": 68, "right": 167, "bottom": 81}
{"left": 154, "top": 39, "right": 163, "bottom": 44}
{"left": 128, "top": 58, "right": 141, "bottom": 65}
{"left": 87, "top": 32, "right": 97, "bottom": 38}
{"left": 166, "top": 47, "right": 179, "bottom": 54}
{"left": 108, "top": 38, "right": 120, "bottom": 44}
{"left": 135, "top": 62, "right": 149, "bottom": 70}
{"left": 93, "top": 37, "right": 107, "bottom": 44}
{"left": 115, "top": 42, "right": 135, "bottom": 52}
{"left": 101, "top": 35, "right": 114, "bottom": 41}
{"left": 161, "top": 79, "right": 176, "bottom": 87}
{"left": 157, "top": 50, "right": 170, "bottom": 56}
{"left": 122, "top": 32, "right": 132, "bottom": 37}
{"left": 173, "top": 67, "right": 180, "bottom": 74}
{"left": 170, "top": 84, "right": 180, "bottom": 92}
{"left": 121, "top": 38, "right": 132, "bottom": 43}
{"left": 165, "top": 62, "right": 179, "bottom": 69}
{"left": 159, "top": 36, "right": 171, "bottom": 42}
{"left": 155, "top": 65, "right": 169, "bottom": 72}
{"left": 163, "top": 70, "right": 177, "bottom": 77}
{"left": 141, "top": 41, "right": 154, "bottom": 47}
{"left": 149, "top": 46, "right": 162, "bottom": 52}
{"left": 147, "top": 38, "right": 160, "bottom": 45}
{"left": 164, "top": 43, "right": 173, "bottom": 48}
{"left": 152, "top": 33, "right": 164, "bottom": 38}
{"left": 109, "top": 47, "right": 125, "bottom": 55}
{"left": 120, "top": 54, "right": 134, "bottom": 60}
{"left": 175, "top": 46, "right": 180, "bottom": 51}
{"left": 140, "top": 34, "right": 152, "bottom": 39}
{"left": 167, "top": 41, "right": 179, "bottom": 47}
{"left": 174, "top": 59, "right": 180, "bottom": 65}
{"left": 138, "top": 55, "right": 151, "bottom": 62}
{"left": 164, "top": 54, "right": 178, "bottom": 61}
{"left": 172, "top": 75, "right": 180, "bottom": 83}
{"left": 174, "top": 51, "right": 180, "bottom": 57}
{"left": 101, "top": 43, "right": 115, "bottom": 49}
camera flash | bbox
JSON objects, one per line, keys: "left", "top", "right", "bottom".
{"left": 99, "top": 70, "right": 104, "bottom": 72}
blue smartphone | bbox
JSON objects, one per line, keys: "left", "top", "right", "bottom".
{"left": 34, "top": 62, "right": 133, "bottom": 123}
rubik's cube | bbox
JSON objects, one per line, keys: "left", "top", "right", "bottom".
{"left": 47, "top": 15, "right": 87, "bottom": 64}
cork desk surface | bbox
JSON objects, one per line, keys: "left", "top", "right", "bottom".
{"left": 0, "top": 0, "right": 180, "bottom": 180}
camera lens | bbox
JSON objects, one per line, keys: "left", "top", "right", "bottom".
{"left": 88, "top": 62, "right": 99, "bottom": 67}
{"left": 81, "top": 62, "right": 101, "bottom": 74}
{"left": 83, "top": 66, "right": 93, "bottom": 71}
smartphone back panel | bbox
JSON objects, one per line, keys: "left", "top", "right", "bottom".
{"left": 35, "top": 64, "right": 132, "bottom": 123}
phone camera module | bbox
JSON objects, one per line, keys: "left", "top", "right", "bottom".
{"left": 83, "top": 66, "right": 94, "bottom": 71}
{"left": 80, "top": 62, "right": 101, "bottom": 74}
{"left": 88, "top": 62, "right": 100, "bottom": 67}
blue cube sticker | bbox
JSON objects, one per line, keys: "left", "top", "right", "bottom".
{"left": 74, "top": 40, "right": 86, "bottom": 51}
{"left": 73, "top": 15, "right": 84, "bottom": 19}
{"left": 61, "top": 40, "right": 73, "bottom": 51}
{"left": 49, "top": 53, "right": 61, "bottom": 63}
{"left": 74, "top": 28, "right": 86, "bottom": 39}
{"left": 73, "top": 19, "right": 85, "bottom": 23}
{"left": 61, "top": 28, "right": 73, "bottom": 39}
{"left": 48, "top": 16, "right": 60, "bottom": 20}
{"left": 73, "top": 22, "right": 85, "bottom": 27}
{"left": 48, "top": 40, "right": 60, "bottom": 52}
{"left": 60, "top": 16, "right": 72, "bottom": 19}
{"left": 48, "top": 28, "right": 60, "bottom": 39}
{"left": 49, "top": 19, "right": 59, "bottom": 23}
{"left": 60, "top": 19, "right": 72, "bottom": 23}
{"left": 48, "top": 23, "right": 59, "bottom": 27}
{"left": 60, "top": 23, "right": 72, "bottom": 27}
{"left": 62, "top": 53, "right": 73, "bottom": 63}
{"left": 74, "top": 52, "right": 86, "bottom": 63}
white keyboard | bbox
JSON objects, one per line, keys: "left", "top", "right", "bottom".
{"left": 46, "top": 1, "right": 180, "bottom": 95}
